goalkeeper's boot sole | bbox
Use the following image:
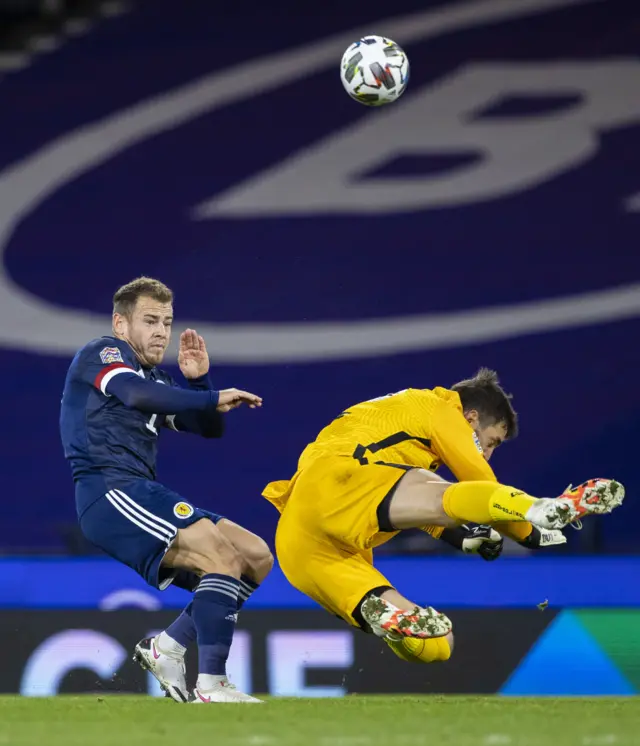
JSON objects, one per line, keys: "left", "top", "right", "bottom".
{"left": 133, "top": 636, "right": 189, "bottom": 703}
{"left": 360, "top": 595, "right": 452, "bottom": 639}
{"left": 525, "top": 478, "right": 625, "bottom": 530}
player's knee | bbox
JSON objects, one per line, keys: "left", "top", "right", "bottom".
{"left": 176, "top": 519, "right": 244, "bottom": 577}
{"left": 204, "top": 527, "right": 243, "bottom": 577}
{"left": 244, "top": 535, "right": 274, "bottom": 580}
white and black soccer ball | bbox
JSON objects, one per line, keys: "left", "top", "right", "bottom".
{"left": 340, "top": 35, "right": 410, "bottom": 106}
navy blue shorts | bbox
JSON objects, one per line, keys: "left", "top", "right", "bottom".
{"left": 79, "top": 479, "right": 224, "bottom": 589}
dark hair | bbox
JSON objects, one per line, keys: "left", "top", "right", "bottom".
{"left": 113, "top": 277, "right": 173, "bottom": 318}
{"left": 451, "top": 368, "right": 518, "bottom": 439}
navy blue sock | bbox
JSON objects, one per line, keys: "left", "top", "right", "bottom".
{"left": 164, "top": 602, "right": 196, "bottom": 648}
{"left": 192, "top": 573, "right": 240, "bottom": 676}
{"left": 237, "top": 575, "right": 260, "bottom": 610}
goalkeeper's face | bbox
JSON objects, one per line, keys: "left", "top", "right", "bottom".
{"left": 465, "top": 410, "right": 508, "bottom": 461}
{"left": 475, "top": 421, "right": 507, "bottom": 461}
{"left": 114, "top": 295, "right": 173, "bottom": 367}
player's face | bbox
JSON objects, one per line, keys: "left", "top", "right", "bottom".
{"left": 114, "top": 296, "right": 173, "bottom": 366}
{"left": 465, "top": 411, "right": 508, "bottom": 461}
{"left": 475, "top": 422, "right": 507, "bottom": 461}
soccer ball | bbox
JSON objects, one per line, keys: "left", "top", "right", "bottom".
{"left": 340, "top": 35, "right": 410, "bottom": 106}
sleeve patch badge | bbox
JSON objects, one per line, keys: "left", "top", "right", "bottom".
{"left": 99, "top": 346, "right": 124, "bottom": 364}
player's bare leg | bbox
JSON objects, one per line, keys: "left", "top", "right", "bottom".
{"left": 135, "top": 519, "right": 242, "bottom": 702}
{"left": 386, "top": 469, "right": 624, "bottom": 532}
{"left": 385, "top": 469, "right": 457, "bottom": 529}
{"left": 216, "top": 519, "right": 274, "bottom": 609}
{"left": 137, "top": 519, "right": 262, "bottom": 704}
{"left": 163, "top": 518, "right": 244, "bottom": 578}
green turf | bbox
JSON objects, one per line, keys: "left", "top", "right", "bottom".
{"left": 0, "top": 696, "right": 638, "bottom": 746}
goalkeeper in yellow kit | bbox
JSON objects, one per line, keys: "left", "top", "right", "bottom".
{"left": 263, "top": 369, "right": 624, "bottom": 664}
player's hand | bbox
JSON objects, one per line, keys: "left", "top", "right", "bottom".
{"left": 519, "top": 527, "right": 567, "bottom": 549}
{"left": 460, "top": 525, "right": 504, "bottom": 561}
{"left": 216, "top": 388, "right": 263, "bottom": 413}
{"left": 178, "top": 329, "right": 210, "bottom": 379}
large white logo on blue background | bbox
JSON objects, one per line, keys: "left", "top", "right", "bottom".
{"left": 0, "top": 0, "right": 639, "bottom": 362}
{"left": 1, "top": 0, "right": 638, "bottom": 555}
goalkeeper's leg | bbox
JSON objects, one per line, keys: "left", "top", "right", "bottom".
{"left": 383, "top": 469, "right": 624, "bottom": 532}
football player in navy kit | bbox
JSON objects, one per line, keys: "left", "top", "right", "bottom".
{"left": 60, "top": 277, "right": 270, "bottom": 703}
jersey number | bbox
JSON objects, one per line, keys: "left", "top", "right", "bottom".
{"left": 146, "top": 414, "right": 159, "bottom": 435}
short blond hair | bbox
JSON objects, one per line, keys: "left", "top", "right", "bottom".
{"left": 113, "top": 277, "right": 173, "bottom": 317}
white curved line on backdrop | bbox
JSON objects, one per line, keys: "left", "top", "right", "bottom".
{"left": 98, "top": 588, "right": 162, "bottom": 611}
{"left": 0, "top": 0, "right": 625, "bottom": 364}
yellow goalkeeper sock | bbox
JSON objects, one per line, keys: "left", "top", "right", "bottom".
{"left": 386, "top": 635, "right": 451, "bottom": 664}
{"left": 442, "top": 481, "right": 538, "bottom": 524}
{"left": 492, "top": 521, "right": 534, "bottom": 543}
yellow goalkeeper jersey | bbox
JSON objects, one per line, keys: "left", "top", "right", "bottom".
{"left": 264, "top": 386, "right": 497, "bottom": 513}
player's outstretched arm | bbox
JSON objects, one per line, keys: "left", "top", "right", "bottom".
{"left": 216, "top": 388, "right": 262, "bottom": 413}
{"left": 107, "top": 373, "right": 220, "bottom": 414}
{"left": 167, "top": 408, "right": 225, "bottom": 438}
{"left": 176, "top": 331, "right": 263, "bottom": 411}
{"left": 168, "top": 330, "right": 262, "bottom": 431}
{"left": 166, "top": 387, "right": 262, "bottom": 436}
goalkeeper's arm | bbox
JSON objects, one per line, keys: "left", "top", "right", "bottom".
{"left": 438, "top": 523, "right": 566, "bottom": 558}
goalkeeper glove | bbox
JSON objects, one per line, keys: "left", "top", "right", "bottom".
{"left": 441, "top": 524, "right": 504, "bottom": 561}
{"left": 518, "top": 526, "right": 567, "bottom": 549}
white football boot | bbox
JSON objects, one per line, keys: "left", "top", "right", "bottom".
{"left": 192, "top": 676, "right": 263, "bottom": 703}
{"left": 525, "top": 478, "right": 625, "bottom": 530}
{"left": 133, "top": 636, "right": 189, "bottom": 703}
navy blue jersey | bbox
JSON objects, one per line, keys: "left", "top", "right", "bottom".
{"left": 60, "top": 336, "right": 173, "bottom": 484}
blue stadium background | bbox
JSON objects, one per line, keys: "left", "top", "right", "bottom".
{"left": 1, "top": 0, "right": 638, "bottom": 555}
{"left": 0, "top": 0, "right": 639, "bottom": 697}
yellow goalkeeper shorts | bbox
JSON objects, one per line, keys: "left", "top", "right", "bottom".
{"left": 267, "top": 457, "right": 408, "bottom": 627}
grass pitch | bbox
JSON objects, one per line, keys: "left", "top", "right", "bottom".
{"left": 0, "top": 695, "right": 638, "bottom": 746}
